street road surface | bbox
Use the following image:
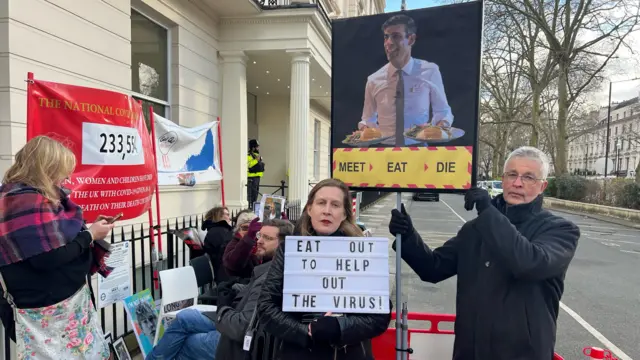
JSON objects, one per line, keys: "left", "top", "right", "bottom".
{"left": 362, "top": 193, "right": 639, "bottom": 359}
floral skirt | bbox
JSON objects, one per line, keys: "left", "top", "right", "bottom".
{"left": 14, "top": 284, "right": 110, "bottom": 360}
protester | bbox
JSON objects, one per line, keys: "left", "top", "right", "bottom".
{"left": 223, "top": 212, "right": 261, "bottom": 280}
{"left": 202, "top": 206, "right": 233, "bottom": 282}
{"left": 389, "top": 146, "right": 580, "bottom": 360}
{"left": 258, "top": 178, "right": 391, "bottom": 360}
{"left": 146, "top": 219, "right": 294, "bottom": 360}
{"left": 215, "top": 218, "right": 294, "bottom": 360}
{"left": 0, "top": 136, "right": 113, "bottom": 359}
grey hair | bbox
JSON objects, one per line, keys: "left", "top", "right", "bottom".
{"left": 261, "top": 218, "right": 295, "bottom": 241}
{"left": 233, "top": 211, "right": 257, "bottom": 233}
{"left": 503, "top": 146, "right": 550, "bottom": 179}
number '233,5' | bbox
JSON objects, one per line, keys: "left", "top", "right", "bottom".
{"left": 99, "top": 133, "right": 137, "bottom": 154}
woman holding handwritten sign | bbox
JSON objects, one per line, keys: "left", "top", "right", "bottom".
{"left": 258, "top": 179, "right": 391, "bottom": 360}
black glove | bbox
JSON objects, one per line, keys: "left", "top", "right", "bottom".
{"left": 464, "top": 187, "right": 491, "bottom": 214}
{"left": 216, "top": 281, "right": 237, "bottom": 308}
{"left": 310, "top": 316, "right": 341, "bottom": 344}
{"left": 388, "top": 203, "right": 413, "bottom": 236}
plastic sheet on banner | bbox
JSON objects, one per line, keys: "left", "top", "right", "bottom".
{"left": 153, "top": 113, "right": 222, "bottom": 186}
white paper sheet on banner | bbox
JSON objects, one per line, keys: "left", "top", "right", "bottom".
{"left": 154, "top": 113, "right": 222, "bottom": 186}
{"left": 282, "top": 236, "right": 390, "bottom": 314}
{"left": 97, "top": 241, "right": 132, "bottom": 308}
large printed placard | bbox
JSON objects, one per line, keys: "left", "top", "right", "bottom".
{"left": 154, "top": 113, "right": 222, "bottom": 186}
{"left": 27, "top": 79, "right": 157, "bottom": 221}
{"left": 282, "top": 236, "right": 389, "bottom": 314}
{"left": 333, "top": 146, "right": 473, "bottom": 188}
{"left": 331, "top": 3, "right": 483, "bottom": 192}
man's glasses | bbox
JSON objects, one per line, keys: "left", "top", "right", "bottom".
{"left": 257, "top": 232, "right": 278, "bottom": 242}
{"left": 503, "top": 172, "right": 542, "bottom": 186}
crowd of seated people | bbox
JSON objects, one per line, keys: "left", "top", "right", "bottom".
{"left": 148, "top": 179, "right": 391, "bottom": 360}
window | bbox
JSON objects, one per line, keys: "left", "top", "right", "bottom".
{"left": 313, "top": 120, "right": 321, "bottom": 180}
{"left": 131, "top": 9, "right": 171, "bottom": 128}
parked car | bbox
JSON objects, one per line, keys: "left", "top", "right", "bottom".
{"left": 356, "top": 222, "right": 372, "bottom": 236}
{"left": 486, "top": 180, "right": 503, "bottom": 198}
{"left": 412, "top": 192, "right": 439, "bottom": 201}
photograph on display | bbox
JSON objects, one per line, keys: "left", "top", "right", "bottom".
{"left": 331, "top": 3, "right": 482, "bottom": 191}
{"left": 112, "top": 337, "right": 132, "bottom": 360}
{"left": 258, "top": 195, "right": 286, "bottom": 222}
{"left": 122, "top": 289, "right": 157, "bottom": 358}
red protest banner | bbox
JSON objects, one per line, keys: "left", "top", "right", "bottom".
{"left": 26, "top": 78, "right": 157, "bottom": 221}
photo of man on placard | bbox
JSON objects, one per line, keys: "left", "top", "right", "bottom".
{"left": 358, "top": 14, "right": 453, "bottom": 146}
{"left": 333, "top": 3, "right": 482, "bottom": 152}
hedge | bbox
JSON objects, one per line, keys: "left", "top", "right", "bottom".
{"left": 553, "top": 175, "right": 640, "bottom": 210}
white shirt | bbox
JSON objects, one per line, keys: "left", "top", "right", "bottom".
{"left": 359, "top": 58, "right": 454, "bottom": 144}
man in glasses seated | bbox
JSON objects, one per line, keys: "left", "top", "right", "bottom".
{"left": 146, "top": 219, "right": 294, "bottom": 360}
{"left": 388, "top": 146, "right": 580, "bottom": 360}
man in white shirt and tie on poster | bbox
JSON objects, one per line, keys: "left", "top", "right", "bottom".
{"left": 359, "top": 14, "right": 454, "bottom": 146}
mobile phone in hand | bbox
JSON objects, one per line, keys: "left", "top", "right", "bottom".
{"left": 108, "top": 213, "right": 124, "bottom": 224}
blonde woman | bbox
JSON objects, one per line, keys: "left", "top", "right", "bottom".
{"left": 202, "top": 206, "right": 233, "bottom": 282}
{"left": 0, "top": 136, "right": 114, "bottom": 359}
{"left": 258, "top": 179, "right": 391, "bottom": 360}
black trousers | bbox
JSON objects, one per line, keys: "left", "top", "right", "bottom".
{"left": 247, "top": 176, "right": 261, "bottom": 207}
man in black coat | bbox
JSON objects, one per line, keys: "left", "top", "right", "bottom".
{"left": 215, "top": 218, "right": 295, "bottom": 360}
{"left": 389, "top": 146, "right": 580, "bottom": 360}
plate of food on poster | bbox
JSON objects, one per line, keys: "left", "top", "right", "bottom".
{"left": 342, "top": 128, "right": 393, "bottom": 147}
{"left": 403, "top": 124, "right": 465, "bottom": 144}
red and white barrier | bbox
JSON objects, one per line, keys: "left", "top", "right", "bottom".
{"left": 583, "top": 347, "right": 617, "bottom": 359}
{"left": 352, "top": 197, "right": 357, "bottom": 214}
{"left": 371, "top": 312, "right": 565, "bottom": 360}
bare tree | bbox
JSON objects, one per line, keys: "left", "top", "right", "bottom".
{"left": 499, "top": 0, "right": 640, "bottom": 174}
{"left": 486, "top": 1, "right": 559, "bottom": 147}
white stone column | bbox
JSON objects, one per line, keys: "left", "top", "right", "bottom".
{"left": 220, "top": 50, "right": 249, "bottom": 210}
{"left": 287, "top": 49, "right": 312, "bottom": 203}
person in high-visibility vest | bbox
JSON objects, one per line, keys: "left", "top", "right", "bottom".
{"left": 247, "top": 139, "right": 264, "bottom": 206}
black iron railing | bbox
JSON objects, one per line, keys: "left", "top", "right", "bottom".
{"left": 1, "top": 202, "right": 304, "bottom": 360}
{"left": 246, "top": 180, "right": 287, "bottom": 198}
{"left": 253, "top": 0, "right": 332, "bottom": 28}
{"left": 359, "top": 190, "right": 388, "bottom": 210}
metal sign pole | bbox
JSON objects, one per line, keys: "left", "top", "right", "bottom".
{"left": 395, "top": 192, "right": 410, "bottom": 360}
{"left": 355, "top": 191, "right": 362, "bottom": 222}
{"left": 392, "top": 192, "right": 411, "bottom": 360}
{"left": 395, "top": 192, "right": 402, "bottom": 360}
{"left": 398, "top": 3, "right": 409, "bottom": 358}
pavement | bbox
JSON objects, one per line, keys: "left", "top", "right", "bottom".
{"left": 359, "top": 193, "right": 639, "bottom": 360}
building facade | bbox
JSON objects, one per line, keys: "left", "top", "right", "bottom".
{"left": 567, "top": 96, "right": 640, "bottom": 176}
{"left": 0, "top": 0, "right": 386, "bottom": 222}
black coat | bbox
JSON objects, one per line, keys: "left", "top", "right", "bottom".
{"left": 394, "top": 195, "right": 580, "bottom": 360}
{"left": 257, "top": 231, "right": 391, "bottom": 360}
{"left": 214, "top": 261, "right": 271, "bottom": 360}
{"left": 202, "top": 219, "right": 233, "bottom": 283}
